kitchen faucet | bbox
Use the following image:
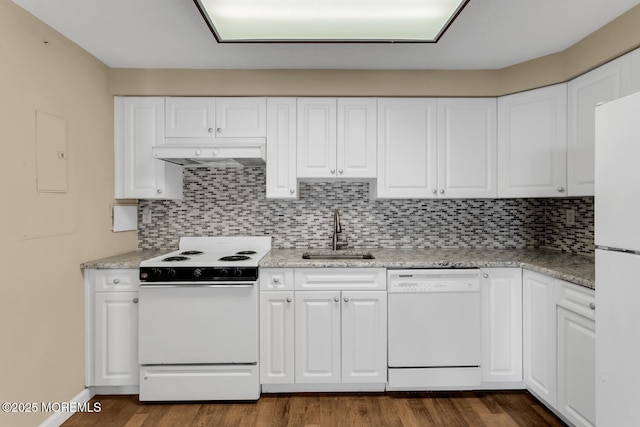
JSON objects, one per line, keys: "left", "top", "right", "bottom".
{"left": 332, "top": 209, "right": 342, "bottom": 251}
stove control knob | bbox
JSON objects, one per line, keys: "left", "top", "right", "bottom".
{"left": 167, "top": 268, "right": 177, "bottom": 278}
{"left": 233, "top": 269, "right": 243, "bottom": 277}
{"left": 194, "top": 268, "right": 203, "bottom": 278}
{"left": 219, "top": 269, "right": 229, "bottom": 277}
{"left": 152, "top": 268, "right": 163, "bottom": 278}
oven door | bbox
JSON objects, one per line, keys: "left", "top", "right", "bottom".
{"left": 138, "top": 282, "right": 258, "bottom": 365}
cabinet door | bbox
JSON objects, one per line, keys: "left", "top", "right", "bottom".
{"left": 295, "top": 291, "right": 341, "bottom": 383}
{"left": 522, "top": 271, "right": 556, "bottom": 406}
{"left": 437, "top": 98, "right": 497, "bottom": 198}
{"left": 215, "top": 97, "right": 266, "bottom": 137}
{"left": 341, "top": 291, "right": 387, "bottom": 384}
{"left": 557, "top": 307, "right": 596, "bottom": 427}
{"left": 337, "top": 98, "right": 377, "bottom": 178}
{"left": 498, "top": 84, "right": 567, "bottom": 198}
{"left": 114, "top": 97, "right": 183, "bottom": 199}
{"left": 376, "top": 98, "right": 437, "bottom": 198}
{"left": 260, "top": 291, "right": 295, "bottom": 384}
{"left": 266, "top": 98, "right": 297, "bottom": 199}
{"left": 94, "top": 292, "right": 139, "bottom": 386}
{"left": 165, "top": 97, "right": 216, "bottom": 138}
{"left": 568, "top": 54, "right": 632, "bottom": 196}
{"left": 297, "top": 98, "right": 337, "bottom": 178}
{"left": 481, "top": 268, "right": 523, "bottom": 383}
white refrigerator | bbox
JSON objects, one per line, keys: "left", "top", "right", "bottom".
{"left": 595, "top": 91, "right": 640, "bottom": 426}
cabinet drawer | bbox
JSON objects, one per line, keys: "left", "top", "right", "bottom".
{"left": 93, "top": 269, "right": 139, "bottom": 292}
{"left": 556, "top": 280, "right": 595, "bottom": 321}
{"left": 294, "top": 268, "right": 386, "bottom": 291}
{"left": 260, "top": 268, "right": 294, "bottom": 291}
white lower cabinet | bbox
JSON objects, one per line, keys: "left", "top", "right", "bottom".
{"left": 556, "top": 281, "right": 596, "bottom": 427}
{"left": 480, "top": 268, "right": 523, "bottom": 384}
{"left": 85, "top": 269, "right": 139, "bottom": 389}
{"left": 260, "top": 268, "right": 387, "bottom": 390}
{"left": 523, "top": 270, "right": 557, "bottom": 405}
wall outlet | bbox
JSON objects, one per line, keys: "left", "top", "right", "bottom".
{"left": 142, "top": 205, "right": 152, "bottom": 224}
{"left": 566, "top": 209, "right": 576, "bottom": 226}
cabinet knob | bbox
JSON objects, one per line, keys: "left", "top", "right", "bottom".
{"left": 557, "top": 187, "right": 565, "bottom": 193}
{"left": 440, "top": 189, "right": 445, "bottom": 194}
{"left": 334, "top": 296, "right": 340, "bottom": 303}
{"left": 589, "top": 302, "right": 596, "bottom": 310}
{"left": 339, "top": 169, "right": 344, "bottom": 174}
{"left": 156, "top": 189, "right": 163, "bottom": 194}
{"left": 286, "top": 297, "right": 292, "bottom": 303}
{"left": 330, "top": 169, "right": 336, "bottom": 174}
{"left": 343, "top": 297, "right": 350, "bottom": 303}
{"left": 208, "top": 128, "right": 214, "bottom": 133}
{"left": 482, "top": 273, "right": 489, "bottom": 279}
{"left": 133, "top": 298, "right": 139, "bottom": 304}
{"left": 273, "top": 277, "right": 280, "bottom": 283}
{"left": 113, "top": 278, "right": 120, "bottom": 284}
{"left": 216, "top": 128, "right": 222, "bottom": 133}
{"left": 195, "top": 149, "right": 202, "bottom": 156}
{"left": 290, "top": 189, "right": 295, "bottom": 194}
{"left": 432, "top": 189, "right": 437, "bottom": 194}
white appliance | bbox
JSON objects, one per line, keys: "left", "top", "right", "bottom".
{"left": 595, "top": 92, "right": 640, "bottom": 426}
{"left": 387, "top": 269, "right": 482, "bottom": 389}
{"left": 138, "top": 236, "right": 271, "bottom": 401}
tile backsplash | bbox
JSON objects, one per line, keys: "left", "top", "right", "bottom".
{"left": 138, "top": 167, "right": 594, "bottom": 256}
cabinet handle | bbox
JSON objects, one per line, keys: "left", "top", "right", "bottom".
{"left": 589, "top": 302, "right": 596, "bottom": 310}
{"left": 330, "top": 169, "right": 336, "bottom": 174}
{"left": 557, "top": 187, "right": 565, "bottom": 193}
{"left": 343, "top": 297, "right": 350, "bottom": 303}
{"left": 334, "top": 296, "right": 340, "bottom": 302}
{"left": 156, "top": 189, "right": 163, "bottom": 194}
{"left": 133, "top": 298, "right": 139, "bottom": 304}
{"left": 113, "top": 278, "right": 120, "bottom": 284}
{"left": 482, "top": 273, "right": 489, "bottom": 279}
{"left": 286, "top": 297, "right": 292, "bottom": 303}
{"left": 208, "top": 128, "right": 214, "bottom": 133}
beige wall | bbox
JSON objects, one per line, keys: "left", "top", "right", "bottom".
{"left": 109, "top": 4, "right": 640, "bottom": 97}
{"left": 0, "top": 1, "right": 137, "bottom": 426}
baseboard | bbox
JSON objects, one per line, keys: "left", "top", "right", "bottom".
{"left": 37, "top": 388, "right": 94, "bottom": 427}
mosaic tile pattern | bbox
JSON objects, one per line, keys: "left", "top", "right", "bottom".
{"left": 544, "top": 197, "right": 595, "bottom": 256}
{"left": 138, "top": 167, "right": 593, "bottom": 255}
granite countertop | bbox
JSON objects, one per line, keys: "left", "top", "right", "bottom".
{"left": 81, "top": 247, "right": 595, "bottom": 289}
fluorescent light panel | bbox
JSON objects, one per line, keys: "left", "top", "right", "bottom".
{"left": 194, "top": 0, "right": 468, "bottom": 42}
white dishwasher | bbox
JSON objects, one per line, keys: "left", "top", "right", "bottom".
{"left": 387, "top": 269, "right": 481, "bottom": 390}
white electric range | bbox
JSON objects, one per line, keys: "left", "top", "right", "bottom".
{"left": 138, "top": 236, "right": 271, "bottom": 402}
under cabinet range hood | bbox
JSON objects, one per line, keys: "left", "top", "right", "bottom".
{"left": 152, "top": 138, "right": 266, "bottom": 167}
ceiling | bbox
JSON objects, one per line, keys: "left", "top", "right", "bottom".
{"left": 11, "top": 0, "right": 640, "bottom": 70}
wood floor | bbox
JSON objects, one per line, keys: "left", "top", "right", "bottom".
{"left": 63, "top": 391, "right": 567, "bottom": 427}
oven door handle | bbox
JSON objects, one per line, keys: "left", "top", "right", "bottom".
{"left": 139, "top": 282, "right": 256, "bottom": 288}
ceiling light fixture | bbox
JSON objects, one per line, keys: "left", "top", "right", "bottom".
{"left": 194, "top": 0, "right": 469, "bottom": 43}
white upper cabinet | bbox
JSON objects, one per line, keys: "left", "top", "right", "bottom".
{"left": 376, "top": 98, "right": 438, "bottom": 198}
{"left": 437, "top": 98, "right": 497, "bottom": 198}
{"left": 114, "top": 96, "right": 183, "bottom": 200}
{"left": 297, "top": 98, "right": 376, "bottom": 179}
{"left": 164, "top": 97, "right": 266, "bottom": 139}
{"left": 498, "top": 84, "right": 567, "bottom": 198}
{"left": 266, "top": 98, "right": 298, "bottom": 199}
{"left": 337, "top": 98, "right": 377, "bottom": 178}
{"left": 567, "top": 54, "right": 632, "bottom": 196}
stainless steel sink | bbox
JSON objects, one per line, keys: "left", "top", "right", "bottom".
{"left": 301, "top": 251, "right": 375, "bottom": 260}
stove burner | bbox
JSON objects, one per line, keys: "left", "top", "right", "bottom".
{"left": 162, "top": 256, "right": 190, "bottom": 262}
{"left": 236, "top": 251, "right": 257, "bottom": 255}
{"left": 180, "top": 250, "right": 204, "bottom": 256}
{"left": 218, "top": 255, "right": 251, "bottom": 262}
